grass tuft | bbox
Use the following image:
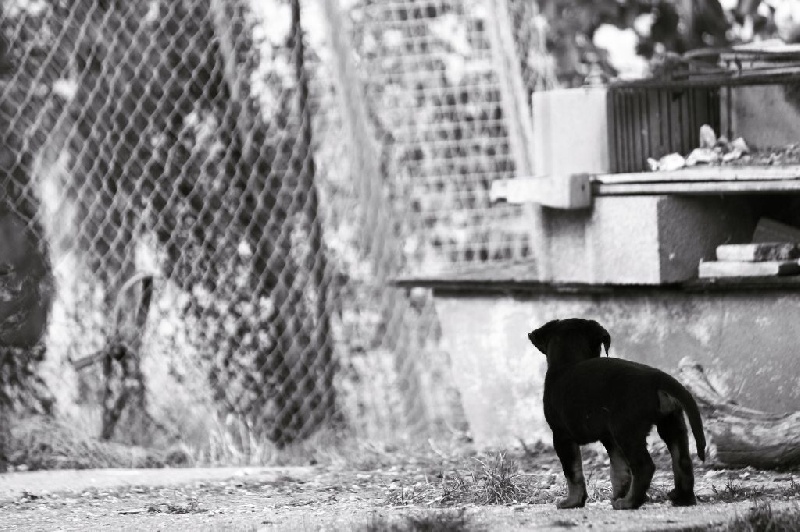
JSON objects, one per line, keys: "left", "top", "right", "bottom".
{"left": 6, "top": 415, "right": 191, "bottom": 470}
{"left": 425, "top": 452, "right": 555, "bottom": 507}
{"left": 709, "top": 478, "right": 757, "bottom": 503}
{"left": 783, "top": 478, "right": 800, "bottom": 498}
{"left": 473, "top": 453, "right": 524, "bottom": 504}
{"left": 147, "top": 499, "right": 205, "bottom": 514}
{"left": 722, "top": 500, "right": 800, "bottom": 531}
{"left": 361, "top": 508, "right": 476, "bottom": 532}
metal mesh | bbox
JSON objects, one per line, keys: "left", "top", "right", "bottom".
{"left": 0, "top": 0, "right": 539, "bottom": 460}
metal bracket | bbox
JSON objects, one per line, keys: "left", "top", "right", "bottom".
{"left": 490, "top": 174, "right": 593, "bottom": 209}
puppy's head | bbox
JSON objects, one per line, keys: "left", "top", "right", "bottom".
{"left": 528, "top": 318, "right": 610, "bottom": 368}
{"left": 527, "top": 320, "right": 562, "bottom": 355}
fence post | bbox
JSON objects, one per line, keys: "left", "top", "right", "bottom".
{"left": 210, "top": 0, "right": 338, "bottom": 444}
{"left": 291, "top": 0, "right": 338, "bottom": 434}
{"left": 485, "top": 0, "right": 551, "bottom": 281}
{"left": 319, "top": 0, "right": 430, "bottom": 436}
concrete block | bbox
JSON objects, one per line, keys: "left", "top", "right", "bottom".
{"left": 543, "top": 195, "right": 754, "bottom": 284}
{"left": 532, "top": 87, "right": 610, "bottom": 177}
{"left": 716, "top": 243, "right": 800, "bottom": 262}
{"left": 753, "top": 218, "right": 800, "bottom": 243}
{"left": 699, "top": 260, "right": 800, "bottom": 278}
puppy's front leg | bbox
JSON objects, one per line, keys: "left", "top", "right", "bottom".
{"left": 553, "top": 434, "right": 588, "bottom": 509}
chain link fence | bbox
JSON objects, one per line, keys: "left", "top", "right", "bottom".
{"left": 0, "top": 0, "right": 544, "bottom": 466}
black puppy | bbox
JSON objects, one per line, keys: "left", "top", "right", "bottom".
{"left": 528, "top": 318, "right": 706, "bottom": 510}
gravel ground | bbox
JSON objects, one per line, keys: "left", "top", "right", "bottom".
{"left": 0, "top": 453, "right": 797, "bottom": 531}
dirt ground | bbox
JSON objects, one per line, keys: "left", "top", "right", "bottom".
{"left": 1, "top": 450, "right": 798, "bottom": 531}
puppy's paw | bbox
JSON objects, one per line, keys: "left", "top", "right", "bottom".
{"left": 668, "top": 489, "right": 697, "bottom": 506}
{"left": 612, "top": 497, "right": 644, "bottom": 510}
{"left": 556, "top": 496, "right": 587, "bottom": 509}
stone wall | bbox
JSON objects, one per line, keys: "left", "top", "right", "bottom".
{"left": 433, "top": 287, "right": 800, "bottom": 447}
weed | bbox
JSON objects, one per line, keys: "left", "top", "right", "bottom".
{"left": 721, "top": 500, "right": 800, "bottom": 531}
{"left": 710, "top": 478, "right": 756, "bottom": 503}
{"left": 431, "top": 452, "right": 556, "bottom": 506}
{"left": 441, "top": 470, "right": 470, "bottom": 504}
{"left": 147, "top": 499, "right": 205, "bottom": 514}
{"left": 385, "top": 452, "right": 552, "bottom": 507}
{"left": 361, "top": 508, "right": 477, "bottom": 532}
{"left": 586, "top": 479, "right": 611, "bottom": 503}
{"left": 783, "top": 477, "right": 800, "bottom": 498}
{"left": 386, "top": 484, "right": 426, "bottom": 506}
{"left": 474, "top": 453, "right": 523, "bottom": 504}
{"left": 404, "top": 508, "right": 475, "bottom": 532}
{"left": 549, "top": 519, "right": 579, "bottom": 529}
{"left": 7, "top": 415, "right": 188, "bottom": 470}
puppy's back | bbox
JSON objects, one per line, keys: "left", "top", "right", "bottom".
{"left": 547, "top": 357, "right": 705, "bottom": 459}
{"left": 548, "top": 358, "right": 665, "bottom": 413}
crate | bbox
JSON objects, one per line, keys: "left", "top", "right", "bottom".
{"left": 607, "top": 83, "right": 721, "bottom": 173}
{"left": 606, "top": 46, "right": 800, "bottom": 173}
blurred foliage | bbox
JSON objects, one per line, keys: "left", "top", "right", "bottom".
{"left": 0, "top": 3, "right": 55, "bottom": 471}
{"left": 2, "top": 0, "right": 336, "bottom": 447}
{"left": 539, "top": 0, "right": 732, "bottom": 86}
{"left": 63, "top": 0, "right": 334, "bottom": 446}
{"left": 539, "top": 0, "right": 800, "bottom": 87}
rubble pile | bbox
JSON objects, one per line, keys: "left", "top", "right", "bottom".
{"left": 647, "top": 125, "right": 800, "bottom": 172}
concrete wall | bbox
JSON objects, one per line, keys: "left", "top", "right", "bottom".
{"left": 434, "top": 289, "right": 800, "bottom": 448}
{"left": 544, "top": 195, "right": 755, "bottom": 284}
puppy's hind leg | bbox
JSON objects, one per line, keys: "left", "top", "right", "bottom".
{"left": 601, "top": 437, "right": 631, "bottom": 502}
{"left": 553, "top": 434, "right": 588, "bottom": 509}
{"left": 610, "top": 428, "right": 655, "bottom": 510}
{"left": 657, "top": 410, "right": 697, "bottom": 506}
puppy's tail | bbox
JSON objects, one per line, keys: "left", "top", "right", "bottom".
{"left": 657, "top": 374, "right": 707, "bottom": 462}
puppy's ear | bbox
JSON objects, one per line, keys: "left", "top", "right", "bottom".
{"left": 601, "top": 330, "right": 611, "bottom": 356}
{"left": 586, "top": 320, "right": 611, "bottom": 356}
{"left": 528, "top": 320, "right": 560, "bottom": 355}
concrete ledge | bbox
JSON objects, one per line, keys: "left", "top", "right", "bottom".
{"left": 430, "top": 289, "right": 800, "bottom": 447}
{"left": 394, "top": 271, "right": 800, "bottom": 295}
{"left": 543, "top": 195, "right": 754, "bottom": 284}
